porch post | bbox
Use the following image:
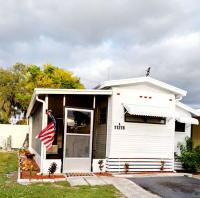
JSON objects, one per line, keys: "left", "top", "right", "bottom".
{"left": 93, "top": 95, "right": 96, "bottom": 109}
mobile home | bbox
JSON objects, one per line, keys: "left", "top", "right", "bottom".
{"left": 27, "top": 77, "right": 199, "bottom": 173}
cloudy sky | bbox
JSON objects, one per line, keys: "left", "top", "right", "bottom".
{"left": 0, "top": 0, "right": 200, "bottom": 106}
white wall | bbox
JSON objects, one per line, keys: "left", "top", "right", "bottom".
{"left": 0, "top": 124, "right": 28, "bottom": 148}
{"left": 42, "top": 159, "right": 62, "bottom": 174}
{"left": 92, "top": 159, "right": 106, "bottom": 172}
{"left": 107, "top": 83, "right": 175, "bottom": 159}
{"left": 174, "top": 106, "right": 191, "bottom": 154}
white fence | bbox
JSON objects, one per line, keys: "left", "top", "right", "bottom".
{"left": 0, "top": 124, "right": 29, "bottom": 149}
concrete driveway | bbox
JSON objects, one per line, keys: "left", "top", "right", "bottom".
{"left": 129, "top": 176, "right": 200, "bottom": 198}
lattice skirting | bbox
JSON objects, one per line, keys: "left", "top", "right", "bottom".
{"left": 106, "top": 158, "right": 174, "bottom": 172}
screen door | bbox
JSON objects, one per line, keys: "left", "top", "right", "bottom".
{"left": 63, "top": 108, "right": 93, "bottom": 172}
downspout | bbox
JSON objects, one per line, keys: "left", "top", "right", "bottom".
{"left": 36, "top": 95, "right": 47, "bottom": 175}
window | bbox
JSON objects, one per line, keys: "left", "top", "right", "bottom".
{"left": 125, "top": 113, "right": 166, "bottom": 124}
{"left": 99, "top": 107, "right": 107, "bottom": 124}
{"left": 175, "top": 121, "right": 185, "bottom": 132}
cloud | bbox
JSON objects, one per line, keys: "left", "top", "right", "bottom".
{"left": 0, "top": 0, "right": 200, "bottom": 106}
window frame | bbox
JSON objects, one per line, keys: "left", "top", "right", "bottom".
{"left": 124, "top": 112, "right": 166, "bottom": 125}
{"left": 175, "top": 120, "right": 185, "bottom": 132}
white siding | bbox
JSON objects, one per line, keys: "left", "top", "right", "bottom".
{"left": 107, "top": 83, "right": 175, "bottom": 160}
{"left": 174, "top": 106, "right": 191, "bottom": 155}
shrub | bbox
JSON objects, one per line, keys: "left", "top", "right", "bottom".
{"left": 178, "top": 137, "right": 200, "bottom": 173}
{"left": 98, "top": 160, "right": 104, "bottom": 173}
{"left": 48, "top": 162, "right": 57, "bottom": 177}
{"left": 124, "top": 163, "right": 129, "bottom": 174}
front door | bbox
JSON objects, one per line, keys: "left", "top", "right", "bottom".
{"left": 63, "top": 108, "right": 94, "bottom": 173}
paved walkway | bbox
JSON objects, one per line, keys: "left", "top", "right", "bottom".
{"left": 67, "top": 176, "right": 160, "bottom": 198}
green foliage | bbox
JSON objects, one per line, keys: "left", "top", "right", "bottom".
{"left": 0, "top": 152, "right": 119, "bottom": 198}
{"left": 178, "top": 136, "right": 200, "bottom": 172}
{"left": 98, "top": 160, "right": 104, "bottom": 172}
{"left": 16, "top": 119, "right": 27, "bottom": 125}
{"left": 0, "top": 63, "right": 84, "bottom": 123}
{"left": 48, "top": 162, "right": 57, "bottom": 177}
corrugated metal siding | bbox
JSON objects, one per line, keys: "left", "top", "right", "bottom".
{"left": 106, "top": 158, "right": 174, "bottom": 172}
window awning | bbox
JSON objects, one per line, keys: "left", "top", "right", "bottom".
{"left": 175, "top": 116, "right": 199, "bottom": 125}
{"left": 123, "top": 103, "right": 174, "bottom": 118}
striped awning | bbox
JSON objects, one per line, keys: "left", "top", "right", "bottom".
{"left": 123, "top": 103, "right": 174, "bottom": 118}
{"left": 176, "top": 116, "right": 199, "bottom": 125}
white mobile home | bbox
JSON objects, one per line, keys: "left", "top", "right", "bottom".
{"left": 27, "top": 77, "right": 199, "bottom": 173}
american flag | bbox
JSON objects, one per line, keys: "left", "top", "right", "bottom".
{"left": 36, "top": 111, "right": 56, "bottom": 150}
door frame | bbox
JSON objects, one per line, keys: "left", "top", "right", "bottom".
{"left": 63, "top": 107, "right": 94, "bottom": 173}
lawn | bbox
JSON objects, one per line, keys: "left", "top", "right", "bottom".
{"left": 0, "top": 152, "right": 120, "bottom": 198}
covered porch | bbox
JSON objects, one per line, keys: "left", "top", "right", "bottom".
{"left": 28, "top": 89, "right": 112, "bottom": 173}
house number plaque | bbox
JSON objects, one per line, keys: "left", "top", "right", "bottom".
{"left": 114, "top": 123, "right": 125, "bottom": 130}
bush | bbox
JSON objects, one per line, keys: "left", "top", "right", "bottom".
{"left": 178, "top": 137, "right": 200, "bottom": 173}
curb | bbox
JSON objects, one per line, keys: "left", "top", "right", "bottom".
{"left": 113, "top": 173, "right": 193, "bottom": 178}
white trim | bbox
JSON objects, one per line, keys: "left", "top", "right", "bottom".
{"left": 175, "top": 116, "right": 199, "bottom": 125}
{"left": 95, "top": 77, "right": 186, "bottom": 97}
{"left": 63, "top": 107, "right": 94, "bottom": 172}
{"left": 176, "top": 102, "right": 199, "bottom": 116}
{"left": 93, "top": 95, "right": 96, "bottom": 109}
{"left": 27, "top": 89, "right": 112, "bottom": 118}
{"left": 34, "top": 88, "right": 112, "bottom": 95}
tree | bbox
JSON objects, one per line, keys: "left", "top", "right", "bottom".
{"left": 0, "top": 63, "right": 84, "bottom": 123}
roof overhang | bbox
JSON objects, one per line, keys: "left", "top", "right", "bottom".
{"left": 175, "top": 116, "right": 199, "bottom": 125}
{"left": 95, "top": 77, "right": 187, "bottom": 99}
{"left": 176, "top": 102, "right": 199, "bottom": 117}
{"left": 26, "top": 88, "right": 112, "bottom": 118}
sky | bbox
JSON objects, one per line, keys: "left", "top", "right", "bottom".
{"left": 0, "top": 0, "right": 200, "bottom": 106}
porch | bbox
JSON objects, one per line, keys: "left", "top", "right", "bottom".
{"left": 29, "top": 89, "right": 112, "bottom": 173}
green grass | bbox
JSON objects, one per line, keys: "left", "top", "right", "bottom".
{"left": 0, "top": 152, "right": 120, "bottom": 198}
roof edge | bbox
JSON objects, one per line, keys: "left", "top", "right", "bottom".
{"left": 26, "top": 88, "right": 113, "bottom": 118}
{"left": 95, "top": 77, "right": 187, "bottom": 98}
{"left": 176, "top": 102, "right": 200, "bottom": 116}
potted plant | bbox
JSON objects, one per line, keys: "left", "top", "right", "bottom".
{"left": 98, "top": 160, "right": 104, "bottom": 174}
{"left": 124, "top": 162, "right": 129, "bottom": 174}
{"left": 160, "top": 160, "right": 165, "bottom": 171}
{"left": 48, "top": 162, "right": 57, "bottom": 178}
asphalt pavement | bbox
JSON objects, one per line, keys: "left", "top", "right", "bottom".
{"left": 129, "top": 176, "right": 200, "bottom": 198}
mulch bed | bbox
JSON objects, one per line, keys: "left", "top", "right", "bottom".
{"left": 19, "top": 149, "right": 65, "bottom": 180}
{"left": 95, "top": 172, "right": 113, "bottom": 177}
{"left": 21, "top": 171, "right": 65, "bottom": 179}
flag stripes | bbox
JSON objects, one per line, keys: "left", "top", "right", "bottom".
{"left": 35, "top": 121, "right": 56, "bottom": 150}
